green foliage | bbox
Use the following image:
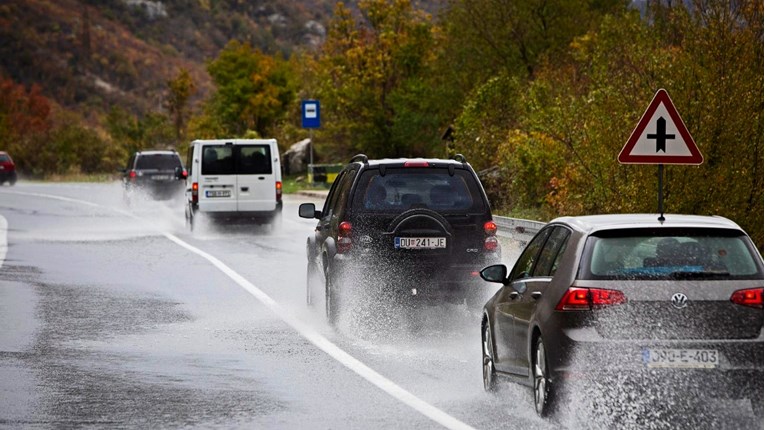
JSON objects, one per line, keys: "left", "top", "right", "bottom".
{"left": 106, "top": 106, "right": 175, "bottom": 157}
{"left": 165, "top": 68, "right": 196, "bottom": 145}
{"left": 205, "top": 40, "right": 297, "bottom": 138}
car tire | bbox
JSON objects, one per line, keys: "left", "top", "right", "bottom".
{"left": 325, "top": 265, "right": 340, "bottom": 326}
{"left": 533, "top": 336, "right": 556, "bottom": 417}
{"left": 306, "top": 261, "right": 321, "bottom": 306}
{"left": 482, "top": 322, "right": 497, "bottom": 392}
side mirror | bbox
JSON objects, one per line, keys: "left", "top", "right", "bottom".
{"left": 480, "top": 264, "right": 507, "bottom": 284}
{"left": 299, "top": 203, "right": 320, "bottom": 219}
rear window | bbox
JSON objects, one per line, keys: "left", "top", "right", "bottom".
{"left": 135, "top": 153, "right": 182, "bottom": 170}
{"left": 0, "top": 154, "right": 10, "bottom": 163}
{"left": 202, "top": 145, "right": 271, "bottom": 175}
{"left": 352, "top": 167, "right": 486, "bottom": 213}
{"left": 581, "top": 228, "right": 763, "bottom": 280}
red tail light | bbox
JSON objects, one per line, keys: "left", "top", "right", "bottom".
{"left": 191, "top": 182, "right": 199, "bottom": 204}
{"left": 276, "top": 181, "right": 282, "bottom": 202}
{"left": 128, "top": 170, "right": 137, "bottom": 180}
{"left": 483, "top": 220, "right": 499, "bottom": 251}
{"left": 182, "top": 169, "right": 187, "bottom": 178}
{"left": 556, "top": 287, "right": 627, "bottom": 311}
{"left": 404, "top": 161, "right": 429, "bottom": 167}
{"left": 730, "top": 288, "right": 763, "bottom": 308}
{"left": 337, "top": 221, "right": 352, "bottom": 253}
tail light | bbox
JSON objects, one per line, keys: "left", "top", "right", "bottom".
{"left": 191, "top": 182, "right": 198, "bottom": 204}
{"left": 276, "top": 181, "right": 282, "bottom": 202}
{"left": 337, "top": 221, "right": 352, "bottom": 253}
{"left": 556, "top": 287, "right": 627, "bottom": 311}
{"left": 404, "top": 161, "right": 429, "bottom": 167}
{"left": 730, "top": 288, "right": 763, "bottom": 308}
{"left": 483, "top": 220, "right": 499, "bottom": 251}
{"left": 128, "top": 170, "right": 137, "bottom": 180}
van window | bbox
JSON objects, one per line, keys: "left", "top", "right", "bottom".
{"left": 238, "top": 145, "right": 272, "bottom": 174}
{"left": 202, "top": 145, "right": 235, "bottom": 175}
{"left": 201, "top": 145, "right": 272, "bottom": 175}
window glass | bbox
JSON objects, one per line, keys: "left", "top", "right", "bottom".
{"left": 202, "top": 145, "right": 234, "bottom": 175}
{"left": 135, "top": 153, "right": 181, "bottom": 170}
{"left": 533, "top": 227, "right": 571, "bottom": 277}
{"left": 322, "top": 170, "right": 346, "bottom": 217}
{"left": 582, "top": 228, "right": 762, "bottom": 280}
{"left": 352, "top": 168, "right": 485, "bottom": 213}
{"left": 332, "top": 170, "right": 356, "bottom": 219}
{"left": 238, "top": 145, "right": 272, "bottom": 174}
{"left": 510, "top": 228, "right": 552, "bottom": 281}
{"left": 0, "top": 154, "right": 10, "bottom": 162}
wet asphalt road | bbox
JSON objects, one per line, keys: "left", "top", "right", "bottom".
{"left": 0, "top": 182, "right": 760, "bottom": 429}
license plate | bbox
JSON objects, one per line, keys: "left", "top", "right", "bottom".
{"left": 205, "top": 189, "right": 231, "bottom": 198}
{"left": 395, "top": 237, "right": 446, "bottom": 249}
{"left": 643, "top": 349, "right": 719, "bottom": 368}
{"left": 152, "top": 175, "right": 171, "bottom": 180}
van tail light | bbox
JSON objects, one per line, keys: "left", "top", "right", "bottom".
{"left": 337, "top": 221, "right": 352, "bottom": 253}
{"left": 128, "top": 170, "right": 137, "bottom": 180}
{"left": 276, "top": 181, "right": 282, "bottom": 202}
{"left": 191, "top": 182, "right": 199, "bottom": 204}
{"left": 556, "top": 287, "right": 627, "bottom": 311}
{"left": 483, "top": 220, "right": 499, "bottom": 252}
{"left": 730, "top": 288, "right": 763, "bottom": 308}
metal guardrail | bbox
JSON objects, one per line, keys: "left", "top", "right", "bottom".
{"left": 494, "top": 215, "right": 546, "bottom": 244}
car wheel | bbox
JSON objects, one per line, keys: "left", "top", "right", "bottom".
{"left": 306, "top": 261, "right": 320, "bottom": 306}
{"left": 534, "top": 337, "right": 556, "bottom": 417}
{"left": 325, "top": 265, "right": 340, "bottom": 326}
{"left": 482, "top": 322, "right": 497, "bottom": 392}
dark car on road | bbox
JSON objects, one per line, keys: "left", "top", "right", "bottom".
{"left": 299, "top": 154, "right": 500, "bottom": 325}
{"left": 0, "top": 151, "right": 17, "bottom": 185}
{"left": 122, "top": 150, "right": 186, "bottom": 202}
{"left": 479, "top": 214, "right": 763, "bottom": 422}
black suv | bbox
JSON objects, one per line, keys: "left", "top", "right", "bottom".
{"left": 299, "top": 154, "right": 500, "bottom": 324}
{"left": 122, "top": 150, "right": 187, "bottom": 201}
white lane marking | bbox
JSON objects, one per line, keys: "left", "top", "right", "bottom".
{"left": 0, "top": 189, "right": 476, "bottom": 430}
{"left": 0, "top": 214, "right": 7, "bottom": 269}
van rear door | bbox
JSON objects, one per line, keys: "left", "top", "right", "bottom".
{"left": 236, "top": 143, "right": 276, "bottom": 212}
{"left": 199, "top": 144, "right": 237, "bottom": 212}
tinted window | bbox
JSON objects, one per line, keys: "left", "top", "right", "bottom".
{"left": 323, "top": 170, "right": 347, "bottom": 217}
{"left": 533, "top": 227, "right": 571, "bottom": 277}
{"left": 581, "top": 228, "right": 763, "bottom": 280}
{"left": 238, "top": 145, "right": 272, "bottom": 174}
{"left": 202, "top": 145, "right": 234, "bottom": 175}
{"left": 135, "top": 153, "right": 182, "bottom": 170}
{"left": 0, "top": 154, "right": 10, "bottom": 162}
{"left": 353, "top": 168, "right": 485, "bottom": 213}
{"left": 510, "top": 228, "right": 552, "bottom": 281}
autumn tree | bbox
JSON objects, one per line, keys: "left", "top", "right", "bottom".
{"left": 205, "top": 41, "right": 296, "bottom": 137}
{"left": 165, "top": 68, "right": 196, "bottom": 146}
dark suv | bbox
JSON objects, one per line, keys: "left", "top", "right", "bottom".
{"left": 122, "top": 150, "right": 186, "bottom": 201}
{"left": 0, "top": 151, "right": 17, "bottom": 185}
{"left": 299, "top": 154, "right": 500, "bottom": 324}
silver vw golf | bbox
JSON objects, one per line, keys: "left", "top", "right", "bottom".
{"left": 480, "top": 214, "right": 763, "bottom": 424}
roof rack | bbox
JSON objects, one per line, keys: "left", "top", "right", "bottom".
{"left": 350, "top": 154, "right": 369, "bottom": 164}
{"left": 452, "top": 154, "right": 467, "bottom": 163}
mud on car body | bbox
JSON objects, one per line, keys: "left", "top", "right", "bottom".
{"left": 299, "top": 154, "right": 500, "bottom": 325}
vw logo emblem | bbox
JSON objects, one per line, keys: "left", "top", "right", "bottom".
{"left": 671, "top": 293, "right": 688, "bottom": 309}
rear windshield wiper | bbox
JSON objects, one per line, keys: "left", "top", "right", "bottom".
{"left": 669, "top": 270, "right": 731, "bottom": 279}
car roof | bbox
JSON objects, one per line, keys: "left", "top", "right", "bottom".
{"left": 137, "top": 150, "right": 179, "bottom": 156}
{"left": 550, "top": 213, "right": 744, "bottom": 235}
{"left": 190, "top": 139, "right": 277, "bottom": 146}
{"left": 353, "top": 158, "right": 470, "bottom": 168}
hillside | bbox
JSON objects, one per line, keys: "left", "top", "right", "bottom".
{"left": 0, "top": 0, "right": 337, "bottom": 121}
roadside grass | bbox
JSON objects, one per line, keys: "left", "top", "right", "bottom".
{"left": 21, "top": 173, "right": 121, "bottom": 183}
{"left": 282, "top": 174, "right": 331, "bottom": 194}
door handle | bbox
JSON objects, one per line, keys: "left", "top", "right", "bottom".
{"left": 241, "top": 187, "right": 249, "bottom": 192}
{"left": 531, "top": 291, "right": 542, "bottom": 300}
{"left": 509, "top": 291, "right": 520, "bottom": 300}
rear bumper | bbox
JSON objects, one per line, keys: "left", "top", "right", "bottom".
{"left": 331, "top": 253, "right": 499, "bottom": 304}
{"left": 0, "top": 170, "right": 16, "bottom": 181}
{"left": 198, "top": 202, "right": 283, "bottom": 223}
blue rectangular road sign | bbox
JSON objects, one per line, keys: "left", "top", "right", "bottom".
{"left": 302, "top": 100, "right": 320, "bottom": 128}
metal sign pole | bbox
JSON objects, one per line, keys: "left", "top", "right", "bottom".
{"left": 658, "top": 164, "right": 665, "bottom": 222}
{"left": 309, "top": 129, "right": 314, "bottom": 185}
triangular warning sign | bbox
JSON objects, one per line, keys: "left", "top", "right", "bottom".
{"left": 618, "top": 89, "right": 703, "bottom": 165}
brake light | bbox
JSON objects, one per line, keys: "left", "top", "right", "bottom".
{"left": 276, "top": 181, "right": 282, "bottom": 202}
{"left": 337, "top": 221, "right": 352, "bottom": 253}
{"left": 128, "top": 170, "right": 136, "bottom": 180}
{"left": 484, "top": 236, "right": 499, "bottom": 251}
{"left": 730, "top": 288, "right": 763, "bottom": 309}
{"left": 404, "top": 161, "right": 429, "bottom": 167}
{"left": 182, "top": 169, "right": 187, "bottom": 177}
{"left": 483, "top": 220, "right": 499, "bottom": 251}
{"left": 556, "top": 287, "right": 627, "bottom": 311}
{"left": 484, "top": 220, "right": 497, "bottom": 235}
{"left": 191, "top": 182, "right": 198, "bottom": 204}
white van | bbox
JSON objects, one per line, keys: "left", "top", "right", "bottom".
{"left": 185, "top": 139, "right": 282, "bottom": 229}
